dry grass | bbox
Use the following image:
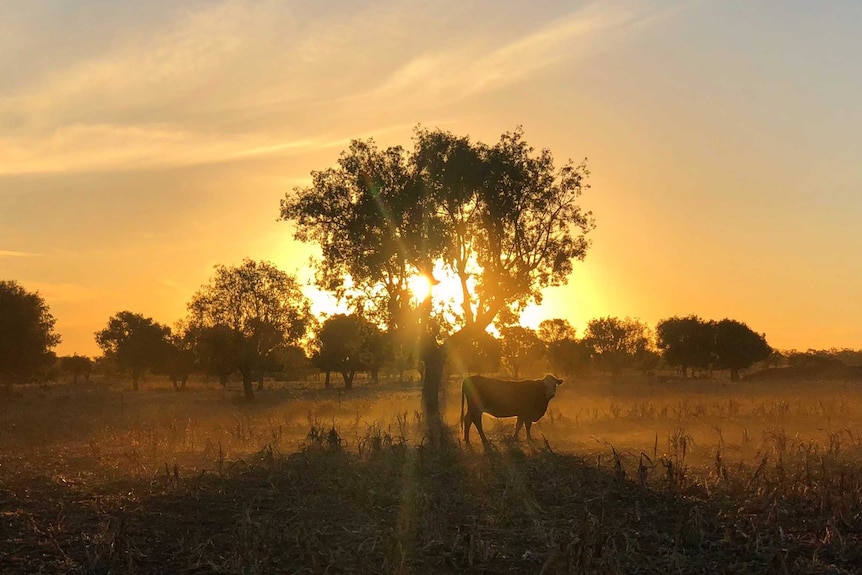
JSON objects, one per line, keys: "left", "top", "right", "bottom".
{"left": 1, "top": 374, "right": 862, "bottom": 573}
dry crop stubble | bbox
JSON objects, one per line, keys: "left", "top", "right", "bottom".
{"left": 1, "top": 374, "right": 862, "bottom": 572}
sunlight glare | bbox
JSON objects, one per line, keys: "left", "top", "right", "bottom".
{"left": 408, "top": 274, "right": 432, "bottom": 303}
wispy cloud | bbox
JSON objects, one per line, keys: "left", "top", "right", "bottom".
{"left": 0, "top": 0, "right": 675, "bottom": 175}
{"left": 356, "top": 2, "right": 668, "bottom": 107}
{"left": 0, "top": 249, "right": 40, "bottom": 258}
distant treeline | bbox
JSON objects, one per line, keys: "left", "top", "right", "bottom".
{"left": 8, "top": 274, "right": 857, "bottom": 393}
{"left": 4, "top": 127, "right": 860, "bottom": 396}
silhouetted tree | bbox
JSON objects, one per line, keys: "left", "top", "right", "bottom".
{"left": 0, "top": 280, "right": 61, "bottom": 385}
{"left": 537, "top": 318, "right": 589, "bottom": 377}
{"left": 282, "top": 126, "right": 593, "bottom": 423}
{"left": 311, "top": 314, "right": 381, "bottom": 389}
{"left": 583, "top": 317, "right": 651, "bottom": 376}
{"left": 713, "top": 319, "right": 771, "bottom": 381}
{"left": 449, "top": 328, "right": 502, "bottom": 375}
{"left": 161, "top": 334, "right": 196, "bottom": 390}
{"left": 538, "top": 318, "right": 577, "bottom": 344}
{"left": 270, "top": 345, "right": 312, "bottom": 382}
{"left": 189, "top": 324, "right": 241, "bottom": 387}
{"left": 362, "top": 324, "right": 389, "bottom": 384}
{"left": 95, "top": 311, "right": 171, "bottom": 391}
{"left": 499, "top": 326, "right": 544, "bottom": 379}
{"left": 656, "top": 316, "right": 715, "bottom": 378}
{"left": 59, "top": 354, "right": 93, "bottom": 384}
{"left": 186, "top": 259, "right": 312, "bottom": 400}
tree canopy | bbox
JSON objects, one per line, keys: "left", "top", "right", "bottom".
{"left": 538, "top": 318, "right": 588, "bottom": 377}
{"left": 0, "top": 280, "right": 61, "bottom": 384}
{"left": 186, "top": 259, "right": 312, "bottom": 399}
{"left": 310, "top": 314, "right": 385, "bottom": 389}
{"left": 655, "top": 316, "right": 716, "bottom": 378}
{"left": 95, "top": 311, "right": 170, "bottom": 390}
{"left": 281, "top": 126, "right": 592, "bottom": 336}
{"left": 499, "top": 325, "right": 544, "bottom": 379}
{"left": 59, "top": 354, "right": 92, "bottom": 385}
{"left": 583, "top": 316, "right": 651, "bottom": 376}
{"left": 713, "top": 319, "right": 771, "bottom": 380}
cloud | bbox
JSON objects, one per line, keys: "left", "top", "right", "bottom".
{"left": 0, "top": 123, "right": 348, "bottom": 175}
{"left": 0, "top": 249, "right": 40, "bottom": 258}
{"left": 356, "top": 2, "right": 666, "bottom": 107}
{"left": 0, "top": 0, "right": 675, "bottom": 175}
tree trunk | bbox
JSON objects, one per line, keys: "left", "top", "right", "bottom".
{"left": 72, "top": 373, "right": 78, "bottom": 385}
{"left": 730, "top": 367, "right": 740, "bottom": 381}
{"left": 257, "top": 371, "right": 265, "bottom": 391}
{"left": 342, "top": 371, "right": 354, "bottom": 390}
{"left": 324, "top": 371, "right": 331, "bottom": 388}
{"left": 370, "top": 368, "right": 379, "bottom": 385}
{"left": 241, "top": 368, "right": 255, "bottom": 400}
{"left": 421, "top": 341, "right": 445, "bottom": 425}
{"left": 219, "top": 372, "right": 229, "bottom": 388}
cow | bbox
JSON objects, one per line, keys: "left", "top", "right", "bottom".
{"left": 461, "top": 374, "right": 563, "bottom": 445}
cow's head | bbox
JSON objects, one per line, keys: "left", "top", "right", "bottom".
{"left": 542, "top": 374, "right": 564, "bottom": 399}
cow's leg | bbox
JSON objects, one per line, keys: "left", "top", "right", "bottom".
{"left": 525, "top": 420, "right": 534, "bottom": 441}
{"left": 474, "top": 413, "right": 489, "bottom": 445}
{"left": 463, "top": 409, "right": 473, "bottom": 444}
{"left": 513, "top": 417, "right": 524, "bottom": 440}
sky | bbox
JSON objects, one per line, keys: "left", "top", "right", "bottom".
{"left": 1, "top": 0, "right": 861, "bottom": 356}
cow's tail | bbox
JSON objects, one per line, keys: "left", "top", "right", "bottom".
{"left": 460, "top": 379, "right": 466, "bottom": 429}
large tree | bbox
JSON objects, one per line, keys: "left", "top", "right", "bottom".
{"left": 186, "top": 259, "right": 312, "bottom": 400}
{"left": 95, "top": 311, "right": 171, "bottom": 391}
{"left": 0, "top": 280, "right": 61, "bottom": 385}
{"left": 281, "top": 126, "right": 593, "bottom": 421}
{"left": 583, "top": 316, "right": 651, "bottom": 376}
{"left": 713, "top": 319, "right": 771, "bottom": 380}
{"left": 656, "top": 316, "right": 716, "bottom": 378}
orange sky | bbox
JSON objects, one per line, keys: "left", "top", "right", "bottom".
{"left": 2, "top": 1, "right": 861, "bottom": 356}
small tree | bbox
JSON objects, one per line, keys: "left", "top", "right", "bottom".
{"left": 656, "top": 316, "right": 715, "bottom": 378}
{"left": 59, "top": 354, "right": 93, "bottom": 384}
{"left": 95, "top": 311, "right": 171, "bottom": 391}
{"left": 186, "top": 260, "right": 312, "bottom": 400}
{"left": 161, "top": 334, "right": 197, "bottom": 390}
{"left": 499, "top": 325, "right": 544, "bottom": 379}
{"left": 311, "top": 314, "right": 381, "bottom": 389}
{"left": 714, "top": 319, "right": 771, "bottom": 380}
{"left": 538, "top": 318, "right": 589, "bottom": 377}
{"left": 583, "top": 317, "right": 650, "bottom": 376}
{"left": 0, "top": 280, "right": 61, "bottom": 385}
{"left": 449, "top": 328, "right": 502, "bottom": 376}
{"left": 189, "top": 324, "right": 241, "bottom": 387}
{"left": 538, "top": 318, "right": 577, "bottom": 344}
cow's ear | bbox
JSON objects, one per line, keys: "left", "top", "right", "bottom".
{"left": 556, "top": 378, "right": 564, "bottom": 386}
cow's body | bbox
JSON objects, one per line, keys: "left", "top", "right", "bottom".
{"left": 461, "top": 374, "right": 563, "bottom": 444}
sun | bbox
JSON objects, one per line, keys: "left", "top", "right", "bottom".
{"left": 407, "top": 274, "right": 433, "bottom": 303}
